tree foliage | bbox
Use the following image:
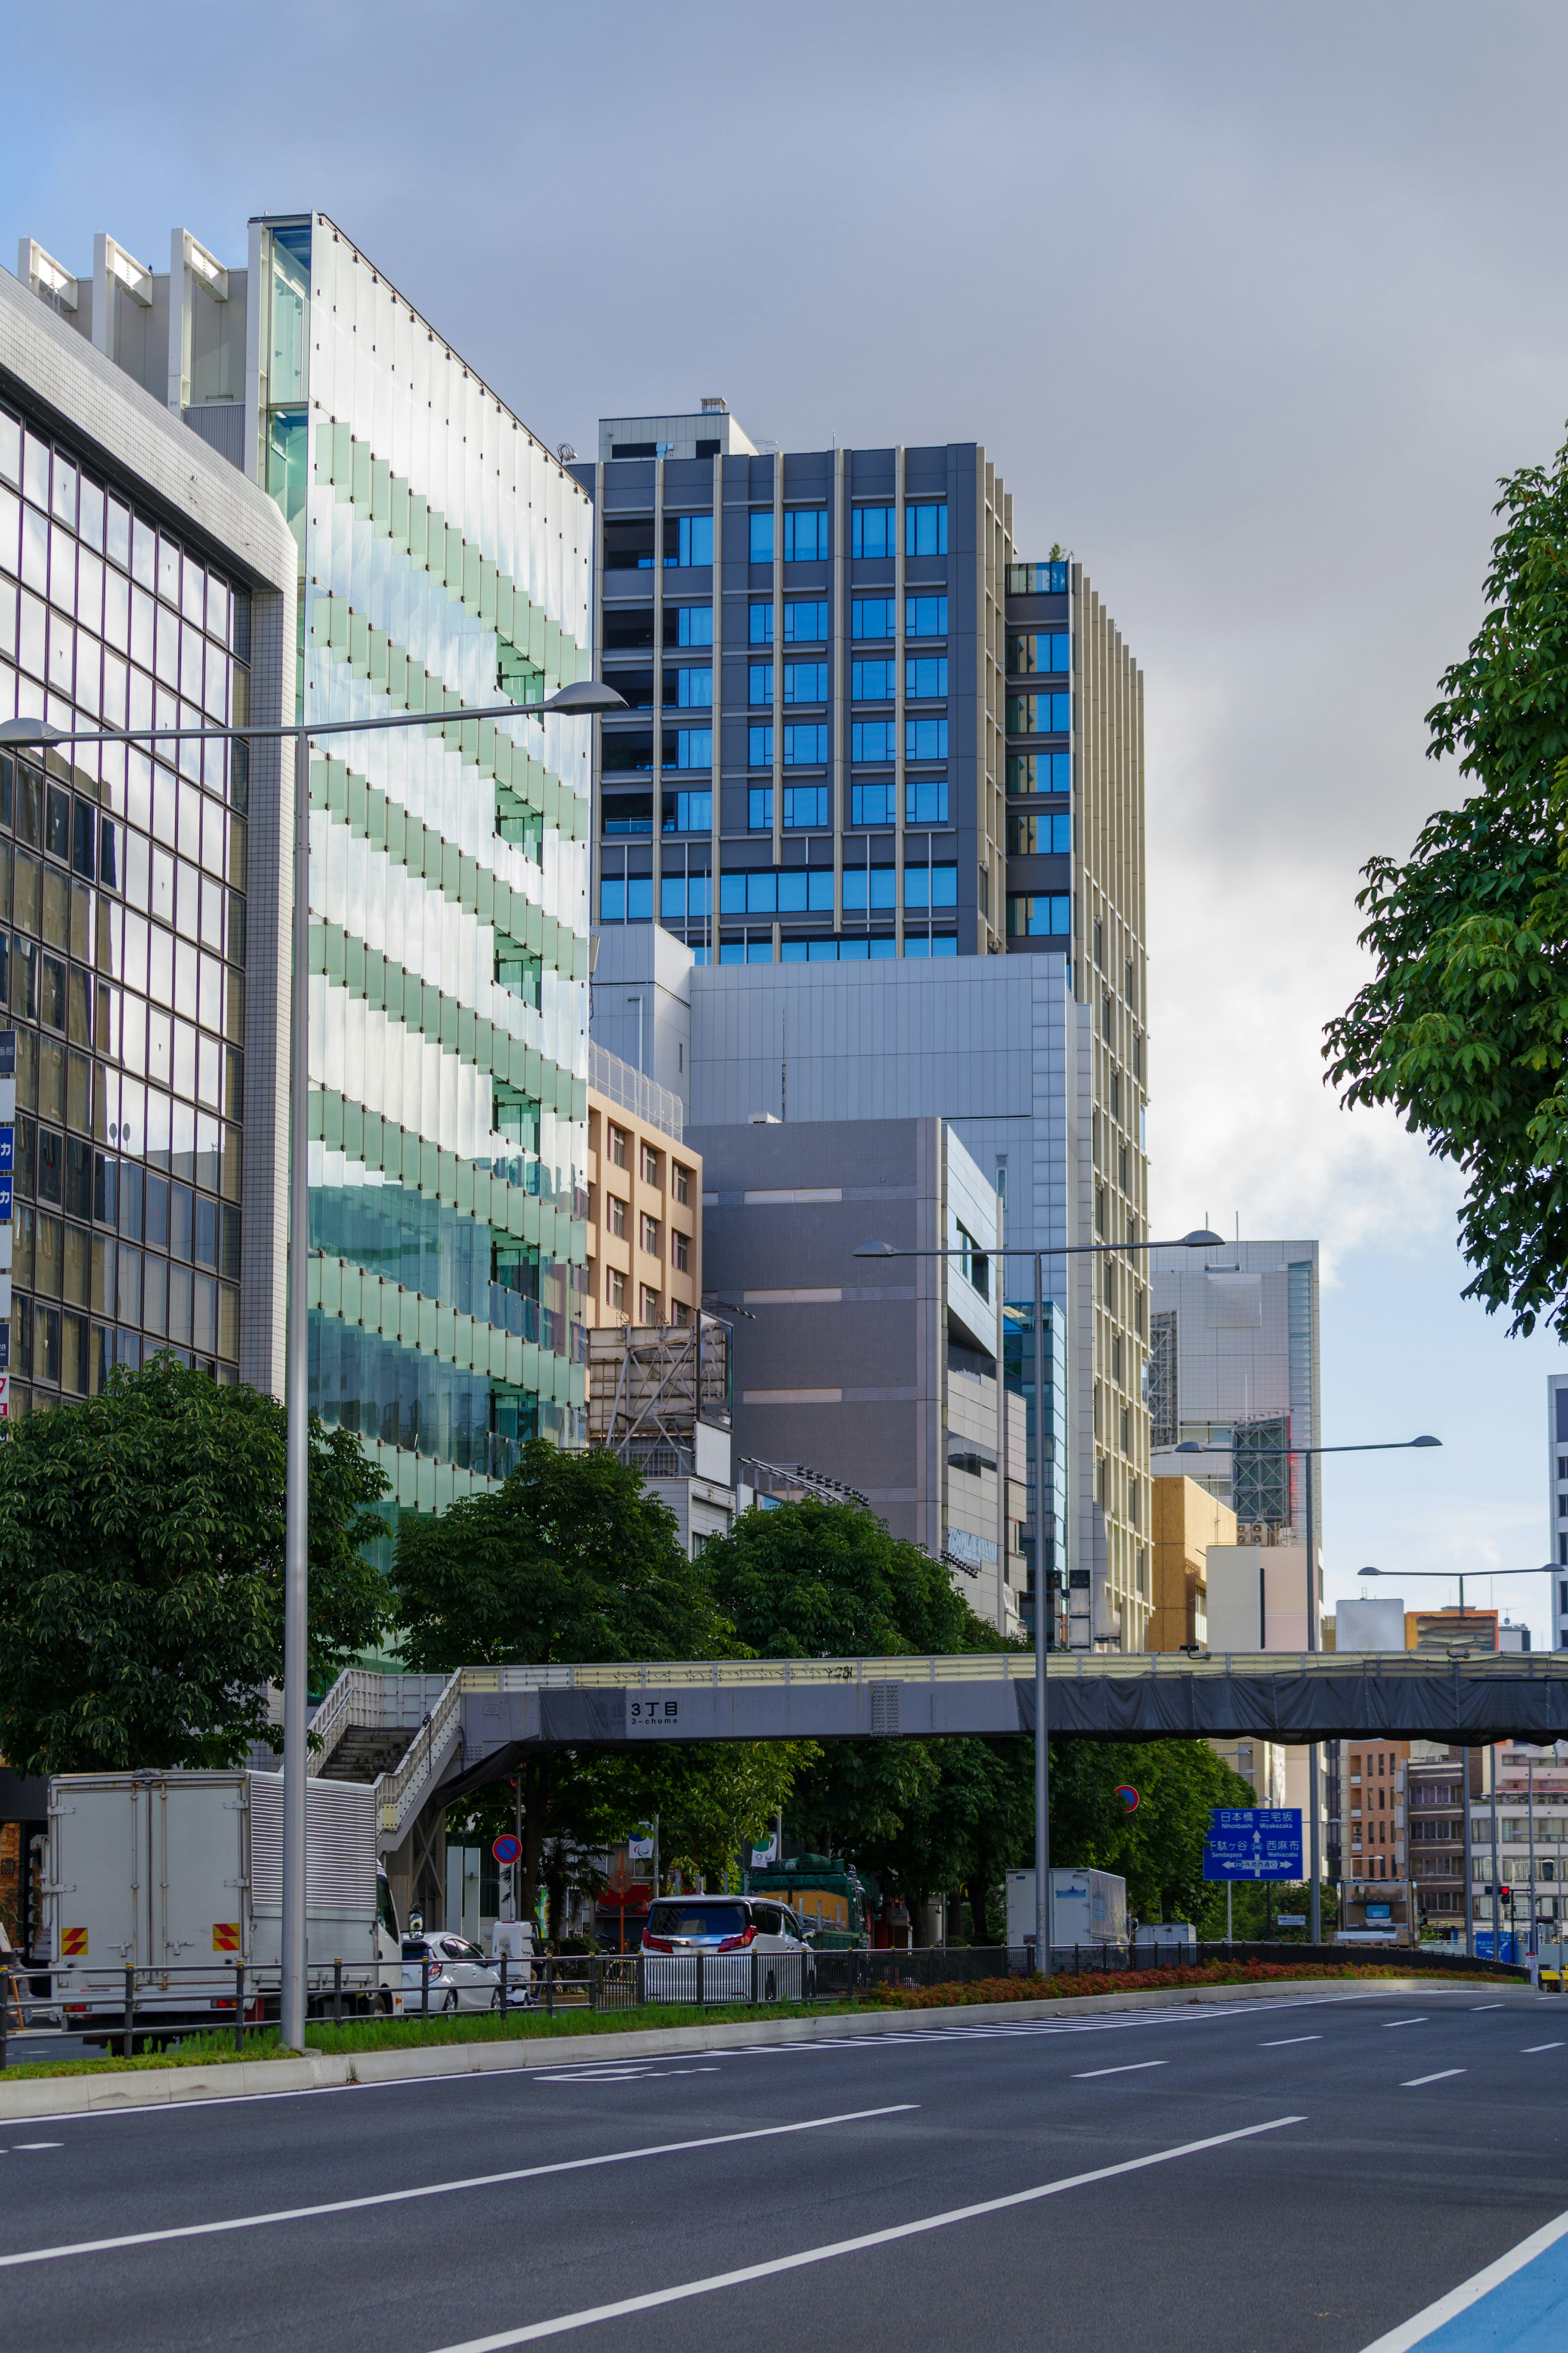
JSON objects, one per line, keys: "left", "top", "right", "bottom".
{"left": 1324, "top": 424, "right": 1568, "bottom": 1334}
{"left": 0, "top": 1358, "right": 391, "bottom": 1776}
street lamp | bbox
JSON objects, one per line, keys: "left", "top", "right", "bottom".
{"left": 1361, "top": 1561, "right": 1556, "bottom": 1960}
{"left": 1175, "top": 1432, "right": 1442, "bottom": 1944}
{"left": 0, "top": 679, "right": 623, "bottom": 2047}
{"left": 855, "top": 1225, "right": 1223, "bottom": 1973}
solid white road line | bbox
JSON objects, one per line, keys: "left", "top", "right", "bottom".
{"left": 1523, "top": 2042, "right": 1564, "bottom": 2053}
{"left": 0, "top": 2105, "right": 918, "bottom": 2271}
{"left": 1401, "top": 2070, "right": 1464, "bottom": 2088}
{"left": 1070, "top": 2061, "right": 1168, "bottom": 2079}
{"left": 1356, "top": 2202, "right": 1568, "bottom": 2353}
{"left": 1261, "top": 2037, "right": 1322, "bottom": 2047}
{"left": 421, "top": 2115, "right": 1307, "bottom": 2352}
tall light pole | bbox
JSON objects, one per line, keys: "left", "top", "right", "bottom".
{"left": 1176, "top": 1433, "right": 1442, "bottom": 1945}
{"left": 0, "top": 678, "right": 624, "bottom": 2047}
{"left": 1360, "top": 1561, "right": 1556, "bottom": 1959}
{"left": 857, "top": 1224, "right": 1222, "bottom": 1973}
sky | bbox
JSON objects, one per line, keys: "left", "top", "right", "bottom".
{"left": 4, "top": 0, "right": 1566, "bottom": 1635}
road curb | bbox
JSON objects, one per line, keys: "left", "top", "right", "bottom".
{"left": 0, "top": 1974, "right": 1536, "bottom": 2120}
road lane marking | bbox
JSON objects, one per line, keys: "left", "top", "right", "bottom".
{"left": 1070, "top": 2061, "right": 1168, "bottom": 2078}
{"left": 1470, "top": 2003, "right": 1505, "bottom": 2012}
{"left": 11, "top": 2143, "right": 62, "bottom": 2150}
{"left": 1523, "top": 2042, "right": 1564, "bottom": 2053}
{"left": 1401, "top": 2070, "right": 1464, "bottom": 2087}
{"left": 1356, "top": 2201, "right": 1568, "bottom": 2352}
{"left": 0, "top": 2105, "right": 918, "bottom": 2270}
{"left": 1381, "top": 2018, "right": 1427, "bottom": 2028}
{"left": 1261, "top": 2037, "right": 1322, "bottom": 2047}
{"left": 420, "top": 2115, "right": 1307, "bottom": 2350}
{"left": 540, "top": 2069, "right": 722, "bottom": 2083}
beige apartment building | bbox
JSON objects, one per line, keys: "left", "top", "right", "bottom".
{"left": 584, "top": 1044, "right": 701, "bottom": 1335}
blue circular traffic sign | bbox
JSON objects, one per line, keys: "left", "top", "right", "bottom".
{"left": 492, "top": 1834, "right": 522, "bottom": 1865}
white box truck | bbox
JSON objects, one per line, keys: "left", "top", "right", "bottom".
{"left": 1006, "top": 1867, "right": 1128, "bottom": 1955}
{"left": 47, "top": 1769, "right": 404, "bottom": 2043}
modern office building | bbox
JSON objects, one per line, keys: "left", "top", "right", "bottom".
{"left": 1341, "top": 1736, "right": 1411, "bottom": 1939}
{"left": 580, "top": 410, "right": 1149, "bottom": 1645}
{"left": 1549, "top": 1372, "right": 1568, "bottom": 1645}
{"left": 18, "top": 216, "right": 596, "bottom": 1510}
{"left": 690, "top": 1111, "right": 1022, "bottom": 1634}
{"left": 0, "top": 258, "right": 295, "bottom": 1411}
{"left": 1149, "top": 1239, "right": 1321, "bottom": 1546}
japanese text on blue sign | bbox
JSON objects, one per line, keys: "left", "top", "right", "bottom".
{"left": 1202, "top": 1806, "right": 1303, "bottom": 1881}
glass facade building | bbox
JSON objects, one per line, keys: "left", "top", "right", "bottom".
{"left": 247, "top": 215, "right": 593, "bottom": 1504}
{"left": 0, "top": 394, "right": 256, "bottom": 1414}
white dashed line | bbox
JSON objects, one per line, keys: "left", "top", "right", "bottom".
{"left": 1401, "top": 2070, "right": 1464, "bottom": 2087}
{"left": 1381, "top": 2018, "right": 1427, "bottom": 2028}
{"left": 1522, "top": 2043, "right": 1564, "bottom": 2054}
{"left": 1260, "top": 2037, "right": 1322, "bottom": 2047}
{"left": 1071, "top": 2061, "right": 1168, "bottom": 2079}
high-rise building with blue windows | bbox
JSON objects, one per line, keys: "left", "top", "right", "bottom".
{"left": 581, "top": 405, "right": 1154, "bottom": 1650}
{"left": 15, "top": 215, "right": 595, "bottom": 1510}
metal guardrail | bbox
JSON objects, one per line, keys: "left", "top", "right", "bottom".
{"left": 453, "top": 1650, "right": 1568, "bottom": 1694}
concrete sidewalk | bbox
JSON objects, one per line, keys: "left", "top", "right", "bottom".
{"left": 1, "top": 1974, "right": 1538, "bottom": 2122}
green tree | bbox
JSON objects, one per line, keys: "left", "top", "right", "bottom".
{"left": 392, "top": 1442, "right": 793, "bottom": 1924}
{"left": 1324, "top": 424, "right": 1568, "bottom": 1335}
{"left": 0, "top": 1357, "right": 391, "bottom": 1776}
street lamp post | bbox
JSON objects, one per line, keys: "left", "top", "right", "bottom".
{"left": 0, "top": 679, "right": 624, "bottom": 2048}
{"left": 855, "top": 1225, "right": 1222, "bottom": 1974}
{"left": 1176, "top": 1433, "right": 1442, "bottom": 1946}
{"left": 1360, "top": 1561, "right": 1557, "bottom": 1960}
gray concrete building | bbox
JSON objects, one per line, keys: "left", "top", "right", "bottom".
{"left": 689, "top": 1111, "right": 1023, "bottom": 1635}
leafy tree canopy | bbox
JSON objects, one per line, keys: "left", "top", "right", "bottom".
{"left": 706, "top": 1497, "right": 1000, "bottom": 1659}
{"left": 390, "top": 1439, "right": 731, "bottom": 1671}
{"left": 0, "top": 1358, "right": 390, "bottom": 1776}
{"left": 1049, "top": 1740, "right": 1258, "bottom": 1925}
{"left": 1324, "top": 425, "right": 1568, "bottom": 1334}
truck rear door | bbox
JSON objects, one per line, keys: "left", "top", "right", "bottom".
{"left": 149, "top": 1775, "right": 248, "bottom": 1969}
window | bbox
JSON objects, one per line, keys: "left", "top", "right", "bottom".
{"left": 773, "top": 868, "right": 835, "bottom": 911}
{"left": 904, "top": 863, "right": 958, "bottom": 908}
{"left": 851, "top": 660, "right": 895, "bottom": 701}
{"left": 748, "top": 725, "right": 774, "bottom": 768}
{"left": 783, "top": 601, "right": 829, "bottom": 642}
{"left": 663, "top": 790, "right": 712, "bottom": 834}
{"left": 783, "top": 508, "right": 829, "bottom": 562}
{"left": 1006, "top": 630, "right": 1070, "bottom": 674}
{"left": 606, "top": 1267, "right": 626, "bottom": 1312}
{"left": 851, "top": 598, "right": 895, "bottom": 640}
{"left": 851, "top": 720, "right": 895, "bottom": 763}
{"left": 1007, "top": 692, "right": 1071, "bottom": 735}
{"left": 748, "top": 663, "right": 773, "bottom": 707}
{"left": 749, "top": 512, "right": 774, "bottom": 564}
{"left": 783, "top": 662, "right": 828, "bottom": 704}
{"left": 906, "top": 594, "right": 948, "bottom": 638}
{"left": 1093, "top": 917, "right": 1105, "bottom": 968}
{"left": 1008, "top": 894, "right": 1072, "bottom": 937}
{"left": 607, "top": 1125, "right": 629, "bottom": 1170}
{"left": 673, "top": 1229, "right": 690, "bottom": 1272}
{"left": 668, "top": 728, "right": 712, "bottom": 769}
{"left": 640, "top": 1284, "right": 661, "bottom": 1324}
{"left": 607, "top": 1193, "right": 627, "bottom": 1239}
{"left": 782, "top": 785, "right": 829, "bottom": 827}
{"left": 1008, "top": 751, "right": 1071, "bottom": 794}
{"left": 1008, "top": 560, "right": 1069, "bottom": 593}
{"left": 906, "top": 656, "right": 947, "bottom": 699}
{"left": 673, "top": 1162, "right": 692, "bottom": 1206}
{"left": 599, "top": 876, "right": 654, "bottom": 921}
{"left": 851, "top": 783, "right": 896, "bottom": 827}
{"left": 783, "top": 724, "right": 828, "bottom": 766}
{"left": 603, "top": 731, "right": 655, "bottom": 772}
{"left": 842, "top": 865, "right": 897, "bottom": 910}
{"left": 640, "top": 1215, "right": 660, "bottom": 1256}
{"left": 1007, "top": 810, "right": 1072, "bottom": 854}
{"left": 665, "top": 514, "right": 713, "bottom": 568}
{"left": 748, "top": 787, "right": 773, "bottom": 830}
{"left": 956, "top": 1222, "right": 989, "bottom": 1300}
{"left": 748, "top": 603, "right": 774, "bottom": 644}
{"left": 670, "top": 606, "right": 713, "bottom": 647}
{"left": 906, "top": 502, "right": 947, "bottom": 556}
{"left": 851, "top": 506, "right": 895, "bottom": 558}
{"left": 906, "top": 717, "right": 948, "bottom": 761}
{"left": 905, "top": 779, "right": 948, "bottom": 823}
{"left": 721, "top": 869, "right": 782, "bottom": 915}
{"left": 660, "top": 871, "right": 712, "bottom": 919}
{"left": 641, "top": 1142, "right": 660, "bottom": 1184}
{"left": 670, "top": 666, "right": 712, "bottom": 707}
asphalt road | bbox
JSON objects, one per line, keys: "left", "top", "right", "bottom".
{"left": 3, "top": 1986, "right": 1567, "bottom": 2353}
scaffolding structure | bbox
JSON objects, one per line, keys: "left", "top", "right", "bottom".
{"left": 587, "top": 1314, "right": 731, "bottom": 1476}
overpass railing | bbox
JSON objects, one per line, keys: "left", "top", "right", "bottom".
{"left": 452, "top": 1650, "right": 1568, "bottom": 1694}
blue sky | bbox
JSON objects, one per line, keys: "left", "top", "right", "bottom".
{"left": 5, "top": 0, "right": 1566, "bottom": 1634}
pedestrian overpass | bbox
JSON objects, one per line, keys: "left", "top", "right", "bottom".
{"left": 303, "top": 1649, "right": 1568, "bottom": 1923}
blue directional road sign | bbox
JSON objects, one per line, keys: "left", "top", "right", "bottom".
{"left": 1203, "top": 1807, "right": 1303, "bottom": 1881}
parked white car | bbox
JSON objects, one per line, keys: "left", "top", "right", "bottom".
{"left": 402, "top": 1933, "right": 501, "bottom": 2012}
{"left": 641, "top": 1896, "right": 815, "bottom": 2004}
